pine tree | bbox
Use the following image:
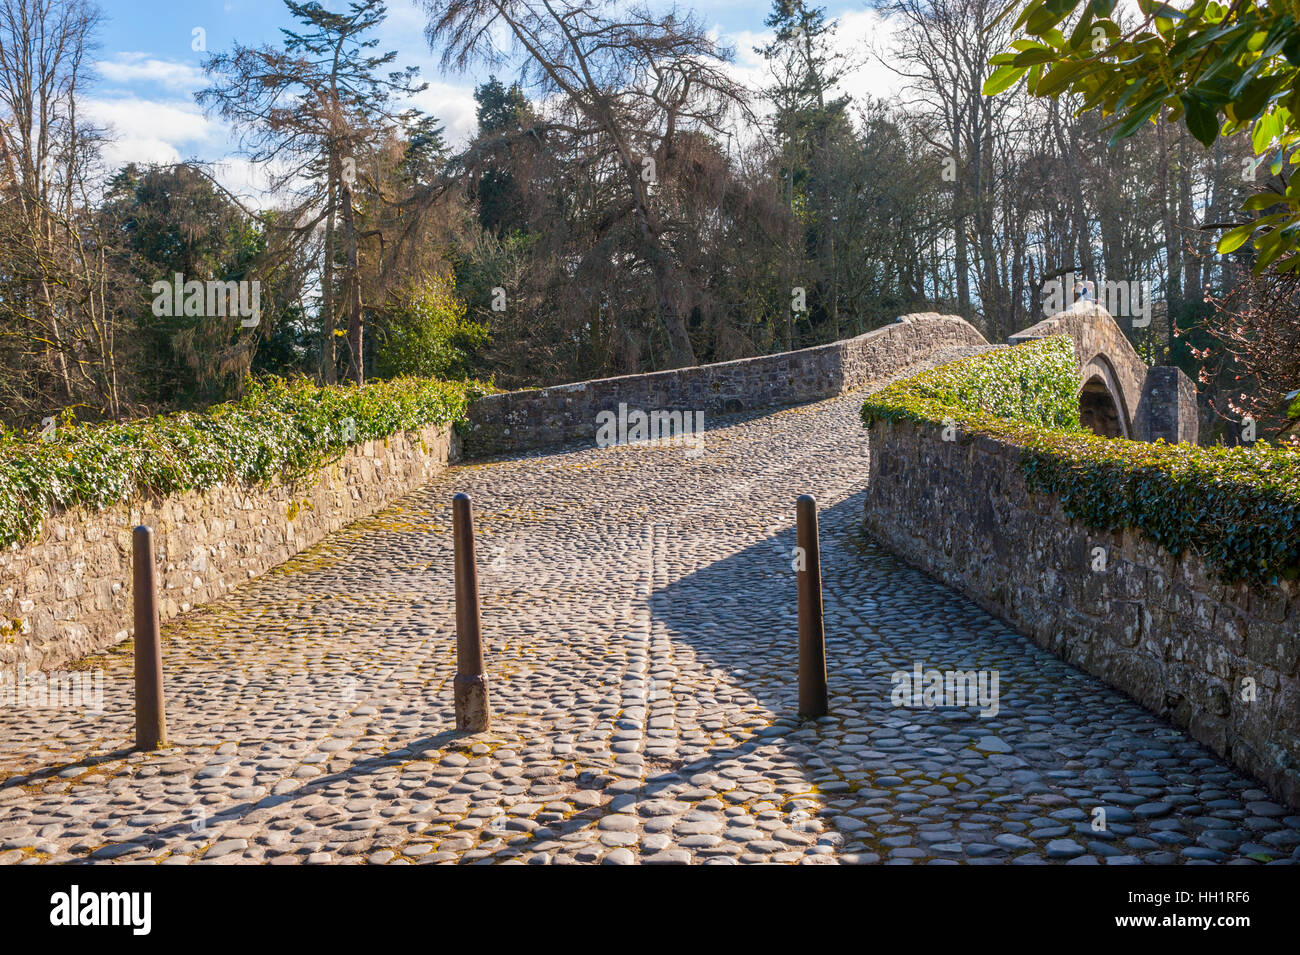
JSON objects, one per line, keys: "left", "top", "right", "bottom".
{"left": 198, "top": 0, "right": 426, "bottom": 383}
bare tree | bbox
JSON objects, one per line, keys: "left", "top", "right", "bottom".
{"left": 872, "top": 0, "right": 1022, "bottom": 333}
{"left": 0, "top": 0, "right": 124, "bottom": 420}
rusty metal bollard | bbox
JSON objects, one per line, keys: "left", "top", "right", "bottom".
{"left": 796, "top": 495, "right": 829, "bottom": 718}
{"left": 452, "top": 494, "right": 490, "bottom": 732}
{"left": 132, "top": 526, "right": 167, "bottom": 750}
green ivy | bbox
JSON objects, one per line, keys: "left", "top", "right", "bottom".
{"left": 0, "top": 376, "right": 485, "bottom": 548}
{"left": 861, "top": 336, "right": 1300, "bottom": 585}
{"left": 861, "top": 336, "right": 1083, "bottom": 432}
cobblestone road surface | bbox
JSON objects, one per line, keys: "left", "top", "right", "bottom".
{"left": 1, "top": 374, "right": 1297, "bottom": 865}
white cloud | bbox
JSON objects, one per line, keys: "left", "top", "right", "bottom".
{"left": 832, "top": 10, "right": 907, "bottom": 107}
{"left": 84, "top": 95, "right": 223, "bottom": 152}
{"left": 83, "top": 3, "right": 910, "bottom": 192}
{"left": 80, "top": 94, "right": 275, "bottom": 202}
{"left": 407, "top": 80, "right": 481, "bottom": 149}
{"left": 95, "top": 52, "right": 206, "bottom": 92}
{"left": 723, "top": 9, "right": 904, "bottom": 121}
{"left": 202, "top": 157, "right": 285, "bottom": 208}
{"left": 99, "top": 134, "right": 181, "bottom": 168}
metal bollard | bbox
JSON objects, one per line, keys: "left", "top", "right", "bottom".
{"left": 796, "top": 495, "right": 829, "bottom": 718}
{"left": 452, "top": 494, "right": 490, "bottom": 732}
{"left": 132, "top": 526, "right": 167, "bottom": 750}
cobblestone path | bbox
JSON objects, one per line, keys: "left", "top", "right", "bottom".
{"left": 1, "top": 381, "right": 1297, "bottom": 865}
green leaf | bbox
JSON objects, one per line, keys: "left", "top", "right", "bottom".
{"left": 1256, "top": 224, "right": 1294, "bottom": 268}
{"left": 1284, "top": 33, "right": 1300, "bottom": 66}
{"left": 1137, "top": 0, "right": 1186, "bottom": 19}
{"left": 1234, "top": 75, "right": 1281, "bottom": 122}
{"left": 1037, "top": 59, "right": 1092, "bottom": 96}
{"left": 983, "top": 64, "right": 1028, "bottom": 95}
{"left": 1217, "top": 221, "right": 1257, "bottom": 254}
{"left": 1242, "top": 192, "right": 1288, "bottom": 211}
{"left": 1006, "top": 0, "right": 1047, "bottom": 34}
{"left": 1067, "top": 6, "right": 1095, "bottom": 50}
{"left": 1182, "top": 94, "right": 1221, "bottom": 146}
{"left": 1253, "top": 111, "right": 1282, "bottom": 153}
{"left": 1012, "top": 47, "right": 1058, "bottom": 66}
{"left": 1028, "top": 0, "right": 1082, "bottom": 35}
{"left": 1108, "top": 92, "right": 1166, "bottom": 144}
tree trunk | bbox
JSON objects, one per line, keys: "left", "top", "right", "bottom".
{"left": 320, "top": 177, "right": 338, "bottom": 385}
{"left": 1157, "top": 120, "right": 1182, "bottom": 310}
{"left": 617, "top": 139, "right": 694, "bottom": 367}
{"left": 1178, "top": 127, "right": 1197, "bottom": 307}
{"left": 340, "top": 174, "right": 364, "bottom": 383}
{"left": 954, "top": 187, "right": 971, "bottom": 316}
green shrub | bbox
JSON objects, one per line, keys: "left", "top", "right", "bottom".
{"left": 0, "top": 375, "right": 484, "bottom": 548}
{"left": 376, "top": 274, "right": 488, "bottom": 382}
{"left": 862, "top": 336, "right": 1300, "bottom": 585}
{"left": 1017, "top": 430, "right": 1300, "bottom": 584}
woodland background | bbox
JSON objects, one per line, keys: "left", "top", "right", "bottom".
{"left": 1, "top": 0, "right": 1294, "bottom": 441}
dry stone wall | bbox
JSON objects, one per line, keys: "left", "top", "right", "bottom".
{"left": 462, "top": 313, "right": 989, "bottom": 457}
{"left": 0, "top": 424, "right": 458, "bottom": 679}
{"left": 863, "top": 417, "right": 1300, "bottom": 808}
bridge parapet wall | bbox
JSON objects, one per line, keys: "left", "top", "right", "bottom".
{"left": 0, "top": 315, "right": 988, "bottom": 679}
{"left": 864, "top": 417, "right": 1300, "bottom": 808}
{"left": 0, "top": 424, "right": 459, "bottom": 681}
{"left": 1138, "top": 366, "right": 1200, "bottom": 444}
{"left": 463, "top": 313, "right": 988, "bottom": 457}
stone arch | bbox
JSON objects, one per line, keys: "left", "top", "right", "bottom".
{"left": 1079, "top": 377, "right": 1125, "bottom": 437}
{"left": 1078, "top": 355, "right": 1131, "bottom": 438}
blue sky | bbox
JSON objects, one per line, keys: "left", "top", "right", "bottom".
{"left": 88, "top": 0, "right": 899, "bottom": 200}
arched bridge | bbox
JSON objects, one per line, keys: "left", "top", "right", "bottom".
{"left": 463, "top": 306, "right": 1198, "bottom": 458}
{"left": 1009, "top": 302, "right": 1198, "bottom": 444}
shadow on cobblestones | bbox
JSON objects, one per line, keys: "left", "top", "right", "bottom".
{"left": 649, "top": 493, "right": 1295, "bottom": 864}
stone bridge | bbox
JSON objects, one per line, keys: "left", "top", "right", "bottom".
{"left": 1008, "top": 302, "right": 1198, "bottom": 443}
{"left": 0, "top": 310, "right": 1293, "bottom": 866}
{"left": 463, "top": 305, "right": 1199, "bottom": 457}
